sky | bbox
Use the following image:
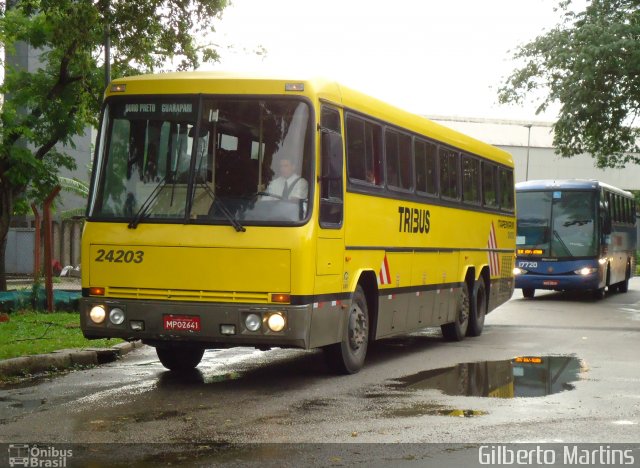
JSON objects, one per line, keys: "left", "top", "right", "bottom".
{"left": 203, "top": 0, "right": 569, "bottom": 122}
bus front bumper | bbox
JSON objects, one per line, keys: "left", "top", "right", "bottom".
{"left": 80, "top": 297, "right": 314, "bottom": 349}
{"left": 515, "top": 273, "right": 602, "bottom": 291}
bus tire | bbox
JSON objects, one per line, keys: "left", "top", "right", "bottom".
{"left": 522, "top": 288, "right": 535, "bottom": 299}
{"left": 324, "top": 285, "right": 369, "bottom": 374}
{"left": 467, "top": 280, "right": 487, "bottom": 337}
{"left": 156, "top": 345, "right": 205, "bottom": 371}
{"left": 592, "top": 287, "right": 605, "bottom": 300}
{"left": 618, "top": 265, "right": 630, "bottom": 293}
{"left": 441, "top": 282, "right": 470, "bottom": 341}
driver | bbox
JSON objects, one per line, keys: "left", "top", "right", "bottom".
{"left": 264, "top": 157, "right": 308, "bottom": 200}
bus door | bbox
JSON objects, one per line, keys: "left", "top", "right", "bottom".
{"left": 309, "top": 105, "right": 346, "bottom": 348}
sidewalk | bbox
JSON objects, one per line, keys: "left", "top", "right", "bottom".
{"left": 0, "top": 341, "right": 144, "bottom": 378}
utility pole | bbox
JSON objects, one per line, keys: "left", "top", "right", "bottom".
{"left": 524, "top": 124, "right": 533, "bottom": 181}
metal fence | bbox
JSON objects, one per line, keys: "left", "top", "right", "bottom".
{"left": 6, "top": 219, "right": 83, "bottom": 275}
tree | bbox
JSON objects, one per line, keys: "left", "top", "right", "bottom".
{"left": 498, "top": 0, "right": 640, "bottom": 168}
{"left": 0, "top": 0, "right": 228, "bottom": 290}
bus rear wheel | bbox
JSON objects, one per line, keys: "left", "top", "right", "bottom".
{"left": 156, "top": 345, "right": 205, "bottom": 371}
{"left": 441, "top": 282, "right": 470, "bottom": 341}
{"left": 618, "top": 265, "right": 631, "bottom": 293}
{"left": 324, "top": 285, "right": 369, "bottom": 374}
{"left": 467, "top": 280, "right": 487, "bottom": 337}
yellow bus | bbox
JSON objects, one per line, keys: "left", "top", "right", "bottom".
{"left": 81, "top": 73, "right": 516, "bottom": 374}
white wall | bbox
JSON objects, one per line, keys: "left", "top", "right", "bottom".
{"left": 429, "top": 116, "right": 640, "bottom": 190}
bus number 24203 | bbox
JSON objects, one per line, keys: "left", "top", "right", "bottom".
{"left": 95, "top": 249, "right": 144, "bottom": 264}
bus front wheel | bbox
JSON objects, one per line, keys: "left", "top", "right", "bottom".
{"left": 324, "top": 285, "right": 369, "bottom": 374}
{"left": 156, "top": 345, "right": 205, "bottom": 372}
{"left": 442, "top": 282, "right": 470, "bottom": 341}
{"left": 522, "top": 288, "right": 535, "bottom": 299}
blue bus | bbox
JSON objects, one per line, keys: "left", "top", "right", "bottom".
{"left": 514, "top": 179, "right": 637, "bottom": 299}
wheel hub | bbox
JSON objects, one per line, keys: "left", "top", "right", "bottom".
{"left": 348, "top": 305, "right": 367, "bottom": 350}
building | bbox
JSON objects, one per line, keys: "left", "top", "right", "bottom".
{"left": 430, "top": 116, "right": 640, "bottom": 191}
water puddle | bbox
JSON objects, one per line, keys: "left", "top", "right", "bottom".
{"left": 384, "top": 403, "right": 486, "bottom": 418}
{"left": 392, "top": 355, "right": 585, "bottom": 398}
{"left": 156, "top": 369, "right": 242, "bottom": 388}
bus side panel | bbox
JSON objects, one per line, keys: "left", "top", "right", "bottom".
{"left": 488, "top": 253, "right": 515, "bottom": 312}
{"left": 408, "top": 252, "right": 440, "bottom": 328}
{"left": 376, "top": 292, "right": 410, "bottom": 339}
{"left": 608, "top": 224, "right": 635, "bottom": 285}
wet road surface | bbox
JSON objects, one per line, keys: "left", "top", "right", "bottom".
{"left": 1, "top": 279, "right": 639, "bottom": 464}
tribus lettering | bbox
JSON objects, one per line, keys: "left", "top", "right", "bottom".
{"left": 398, "top": 206, "right": 430, "bottom": 234}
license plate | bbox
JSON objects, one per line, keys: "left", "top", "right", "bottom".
{"left": 543, "top": 280, "right": 559, "bottom": 286}
{"left": 163, "top": 315, "right": 201, "bottom": 332}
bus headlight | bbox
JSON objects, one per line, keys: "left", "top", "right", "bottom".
{"left": 574, "top": 267, "right": 597, "bottom": 276}
{"left": 266, "top": 312, "right": 286, "bottom": 332}
{"left": 513, "top": 267, "right": 527, "bottom": 275}
{"left": 245, "top": 313, "right": 262, "bottom": 332}
{"left": 89, "top": 305, "right": 106, "bottom": 324}
{"left": 109, "top": 308, "right": 125, "bottom": 325}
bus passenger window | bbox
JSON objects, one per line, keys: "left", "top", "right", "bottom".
{"left": 385, "top": 130, "right": 400, "bottom": 187}
{"left": 424, "top": 141, "right": 438, "bottom": 195}
{"left": 346, "top": 115, "right": 382, "bottom": 185}
{"left": 462, "top": 155, "right": 480, "bottom": 204}
{"left": 498, "top": 167, "right": 514, "bottom": 212}
{"left": 398, "top": 133, "right": 412, "bottom": 190}
{"left": 414, "top": 140, "right": 427, "bottom": 192}
{"left": 482, "top": 162, "right": 498, "bottom": 208}
{"left": 347, "top": 117, "right": 366, "bottom": 181}
{"left": 439, "top": 148, "right": 459, "bottom": 200}
{"left": 386, "top": 130, "right": 412, "bottom": 191}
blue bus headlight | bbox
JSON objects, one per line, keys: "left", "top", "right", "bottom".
{"left": 513, "top": 267, "right": 528, "bottom": 275}
{"left": 574, "top": 267, "right": 597, "bottom": 276}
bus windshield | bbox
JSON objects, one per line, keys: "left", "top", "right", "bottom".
{"left": 516, "top": 190, "right": 598, "bottom": 258}
{"left": 89, "top": 97, "right": 313, "bottom": 225}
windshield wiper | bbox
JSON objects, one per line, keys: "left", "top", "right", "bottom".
{"left": 195, "top": 178, "right": 246, "bottom": 232}
{"left": 212, "top": 197, "right": 246, "bottom": 232}
{"left": 128, "top": 177, "right": 167, "bottom": 229}
{"left": 553, "top": 229, "right": 574, "bottom": 256}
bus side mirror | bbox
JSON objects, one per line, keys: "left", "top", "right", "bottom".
{"left": 320, "top": 131, "right": 343, "bottom": 181}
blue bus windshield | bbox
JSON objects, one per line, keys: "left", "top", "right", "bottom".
{"left": 517, "top": 190, "right": 597, "bottom": 258}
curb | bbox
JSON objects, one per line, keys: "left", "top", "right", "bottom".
{"left": 0, "top": 341, "right": 144, "bottom": 378}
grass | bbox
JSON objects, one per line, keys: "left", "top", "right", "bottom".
{"left": 0, "top": 311, "right": 122, "bottom": 360}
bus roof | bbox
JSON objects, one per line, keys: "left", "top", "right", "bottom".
{"left": 516, "top": 179, "right": 633, "bottom": 198}
{"left": 108, "top": 72, "right": 513, "bottom": 168}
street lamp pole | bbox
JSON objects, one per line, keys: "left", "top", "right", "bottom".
{"left": 524, "top": 124, "right": 532, "bottom": 181}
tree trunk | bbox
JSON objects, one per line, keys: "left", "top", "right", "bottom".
{"left": 0, "top": 184, "right": 13, "bottom": 292}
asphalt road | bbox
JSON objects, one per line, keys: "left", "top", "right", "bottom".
{"left": 1, "top": 279, "right": 639, "bottom": 466}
